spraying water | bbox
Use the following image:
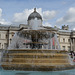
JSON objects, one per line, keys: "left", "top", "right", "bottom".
{"left": 8, "top": 30, "right": 60, "bottom": 50}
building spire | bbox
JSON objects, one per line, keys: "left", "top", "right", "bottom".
{"left": 34, "top": 8, "right": 36, "bottom": 12}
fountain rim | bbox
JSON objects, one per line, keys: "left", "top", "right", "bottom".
{"left": 6, "top": 49, "right": 68, "bottom": 52}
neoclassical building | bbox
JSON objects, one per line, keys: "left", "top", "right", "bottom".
{"left": 0, "top": 8, "right": 75, "bottom": 52}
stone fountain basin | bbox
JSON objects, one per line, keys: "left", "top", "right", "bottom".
{"left": 1, "top": 49, "right": 75, "bottom": 71}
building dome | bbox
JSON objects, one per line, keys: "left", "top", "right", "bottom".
{"left": 28, "top": 8, "right": 42, "bottom": 20}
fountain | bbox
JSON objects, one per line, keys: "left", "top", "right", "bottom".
{"left": 1, "top": 8, "right": 75, "bottom": 71}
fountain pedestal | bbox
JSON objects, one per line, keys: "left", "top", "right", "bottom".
{"left": 1, "top": 49, "right": 75, "bottom": 71}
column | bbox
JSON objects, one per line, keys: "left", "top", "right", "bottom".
{"left": 50, "top": 33, "right": 52, "bottom": 50}
{"left": 73, "top": 38, "right": 74, "bottom": 51}
{"left": 70, "top": 38, "right": 72, "bottom": 51}
{"left": 73, "top": 38, "right": 75, "bottom": 51}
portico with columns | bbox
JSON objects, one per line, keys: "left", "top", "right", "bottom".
{"left": 71, "top": 31, "right": 75, "bottom": 51}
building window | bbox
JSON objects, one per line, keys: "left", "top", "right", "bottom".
{"left": 0, "top": 43, "right": 1, "bottom": 49}
{"left": 6, "top": 34, "right": 8, "bottom": 39}
{"left": 0, "top": 34, "right": 1, "bottom": 39}
{"left": 63, "top": 38, "right": 65, "bottom": 42}
{"left": 12, "top": 34, "right": 14, "bottom": 37}
{"left": 68, "top": 39, "right": 70, "bottom": 43}
{"left": 62, "top": 46, "right": 65, "bottom": 50}
{"left": 10, "top": 39, "right": 12, "bottom": 44}
{"left": 68, "top": 46, "right": 70, "bottom": 51}
{"left": 4, "top": 43, "right": 7, "bottom": 49}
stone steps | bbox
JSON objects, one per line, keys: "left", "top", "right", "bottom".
{"left": 6, "top": 49, "right": 67, "bottom": 54}
{"left": 2, "top": 62, "right": 70, "bottom": 66}
{"left": 2, "top": 58, "right": 68, "bottom": 63}
{"left": 2, "top": 55, "right": 68, "bottom": 59}
{"left": 1, "top": 49, "right": 72, "bottom": 71}
{"left": 3, "top": 53, "right": 68, "bottom": 59}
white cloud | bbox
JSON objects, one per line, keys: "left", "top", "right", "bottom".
{"left": 43, "top": 10, "right": 57, "bottom": 20}
{"left": 13, "top": 9, "right": 34, "bottom": 24}
{"left": 73, "top": 28, "right": 75, "bottom": 30}
{"left": 0, "top": 8, "right": 11, "bottom": 25}
{"left": 43, "top": 22, "right": 52, "bottom": 27}
{"left": 0, "top": 8, "right": 2, "bottom": 17}
{"left": 56, "top": 7, "right": 75, "bottom": 30}
{"left": 13, "top": 8, "right": 57, "bottom": 25}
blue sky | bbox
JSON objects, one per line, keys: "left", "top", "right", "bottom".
{"left": 0, "top": 0, "right": 75, "bottom": 30}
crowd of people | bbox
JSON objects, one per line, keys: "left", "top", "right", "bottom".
{"left": 70, "top": 51, "right": 75, "bottom": 62}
